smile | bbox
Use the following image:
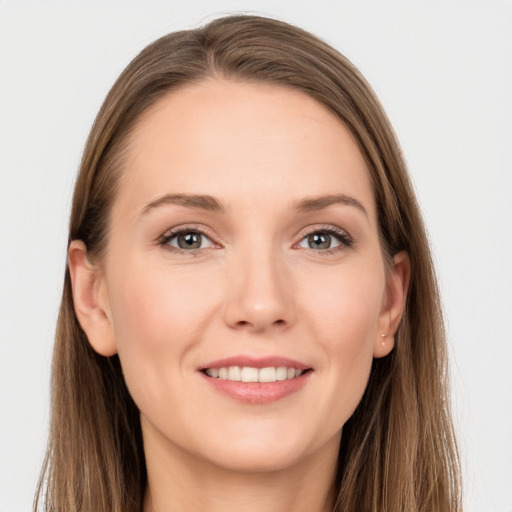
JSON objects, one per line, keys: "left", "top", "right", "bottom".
{"left": 204, "top": 366, "right": 305, "bottom": 383}
{"left": 200, "top": 356, "right": 313, "bottom": 404}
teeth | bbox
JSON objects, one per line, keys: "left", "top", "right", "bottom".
{"left": 241, "top": 367, "right": 259, "bottom": 382}
{"left": 276, "top": 367, "right": 287, "bottom": 381}
{"left": 205, "top": 366, "right": 307, "bottom": 383}
{"left": 259, "top": 367, "right": 276, "bottom": 383}
{"left": 227, "top": 366, "right": 242, "bottom": 381}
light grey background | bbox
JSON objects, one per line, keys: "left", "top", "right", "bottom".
{"left": 1, "top": 1, "right": 511, "bottom": 511}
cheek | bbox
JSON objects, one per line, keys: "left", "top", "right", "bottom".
{"left": 107, "top": 260, "right": 213, "bottom": 350}
{"left": 109, "top": 271, "right": 171, "bottom": 353}
{"left": 105, "top": 261, "right": 219, "bottom": 401}
{"left": 301, "top": 263, "right": 384, "bottom": 347}
{"left": 105, "top": 265, "right": 219, "bottom": 439}
{"left": 299, "top": 266, "right": 384, "bottom": 419}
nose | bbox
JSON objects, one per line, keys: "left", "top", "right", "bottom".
{"left": 222, "top": 248, "right": 295, "bottom": 333}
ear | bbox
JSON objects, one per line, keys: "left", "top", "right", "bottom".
{"left": 374, "top": 250, "right": 411, "bottom": 358}
{"left": 68, "top": 240, "right": 117, "bottom": 356}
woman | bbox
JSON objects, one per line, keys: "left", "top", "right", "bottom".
{"left": 35, "top": 14, "right": 461, "bottom": 512}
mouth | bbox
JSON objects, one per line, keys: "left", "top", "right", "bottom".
{"left": 199, "top": 356, "right": 313, "bottom": 404}
{"left": 202, "top": 366, "right": 310, "bottom": 383}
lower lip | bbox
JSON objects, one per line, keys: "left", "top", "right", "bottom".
{"left": 200, "top": 371, "right": 312, "bottom": 404}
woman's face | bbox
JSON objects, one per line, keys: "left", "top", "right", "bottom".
{"left": 73, "top": 79, "right": 407, "bottom": 474}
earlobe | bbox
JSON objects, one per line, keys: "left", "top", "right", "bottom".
{"left": 68, "top": 240, "right": 117, "bottom": 357}
{"left": 374, "top": 250, "right": 411, "bottom": 358}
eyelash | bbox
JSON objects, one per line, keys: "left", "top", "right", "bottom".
{"left": 157, "top": 224, "right": 354, "bottom": 256}
{"left": 297, "top": 225, "right": 354, "bottom": 255}
{"left": 157, "top": 225, "right": 218, "bottom": 256}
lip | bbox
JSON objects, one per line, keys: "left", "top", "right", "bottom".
{"left": 199, "top": 354, "right": 313, "bottom": 405}
{"left": 200, "top": 355, "right": 311, "bottom": 371}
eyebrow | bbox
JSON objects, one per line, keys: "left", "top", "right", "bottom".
{"left": 293, "top": 194, "right": 368, "bottom": 218}
{"left": 140, "top": 194, "right": 225, "bottom": 216}
{"left": 140, "top": 192, "right": 368, "bottom": 218}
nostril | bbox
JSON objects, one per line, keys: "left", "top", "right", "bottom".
{"left": 234, "top": 319, "right": 286, "bottom": 329}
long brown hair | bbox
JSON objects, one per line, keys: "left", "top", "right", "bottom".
{"left": 35, "top": 14, "right": 461, "bottom": 512}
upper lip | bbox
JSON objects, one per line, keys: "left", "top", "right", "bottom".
{"left": 200, "top": 355, "right": 311, "bottom": 371}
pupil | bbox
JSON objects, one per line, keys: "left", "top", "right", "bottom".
{"left": 309, "top": 233, "right": 331, "bottom": 250}
{"left": 178, "top": 232, "right": 201, "bottom": 249}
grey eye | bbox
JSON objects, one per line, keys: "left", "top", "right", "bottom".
{"left": 299, "top": 232, "right": 342, "bottom": 250}
{"left": 168, "top": 231, "right": 213, "bottom": 250}
{"left": 309, "top": 233, "right": 331, "bottom": 249}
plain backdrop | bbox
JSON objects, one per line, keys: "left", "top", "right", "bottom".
{"left": 1, "top": 1, "right": 511, "bottom": 511}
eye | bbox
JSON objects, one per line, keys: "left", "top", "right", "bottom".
{"left": 160, "top": 229, "right": 214, "bottom": 251}
{"left": 297, "top": 227, "right": 353, "bottom": 253}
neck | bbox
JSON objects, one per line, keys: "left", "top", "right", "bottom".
{"left": 142, "top": 427, "right": 339, "bottom": 512}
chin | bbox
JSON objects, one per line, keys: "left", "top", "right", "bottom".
{"left": 201, "top": 442, "right": 312, "bottom": 474}
{"left": 191, "top": 424, "right": 340, "bottom": 475}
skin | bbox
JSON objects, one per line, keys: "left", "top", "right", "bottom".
{"left": 69, "top": 79, "right": 409, "bottom": 512}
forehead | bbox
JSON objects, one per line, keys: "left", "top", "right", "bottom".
{"left": 116, "top": 79, "right": 375, "bottom": 221}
